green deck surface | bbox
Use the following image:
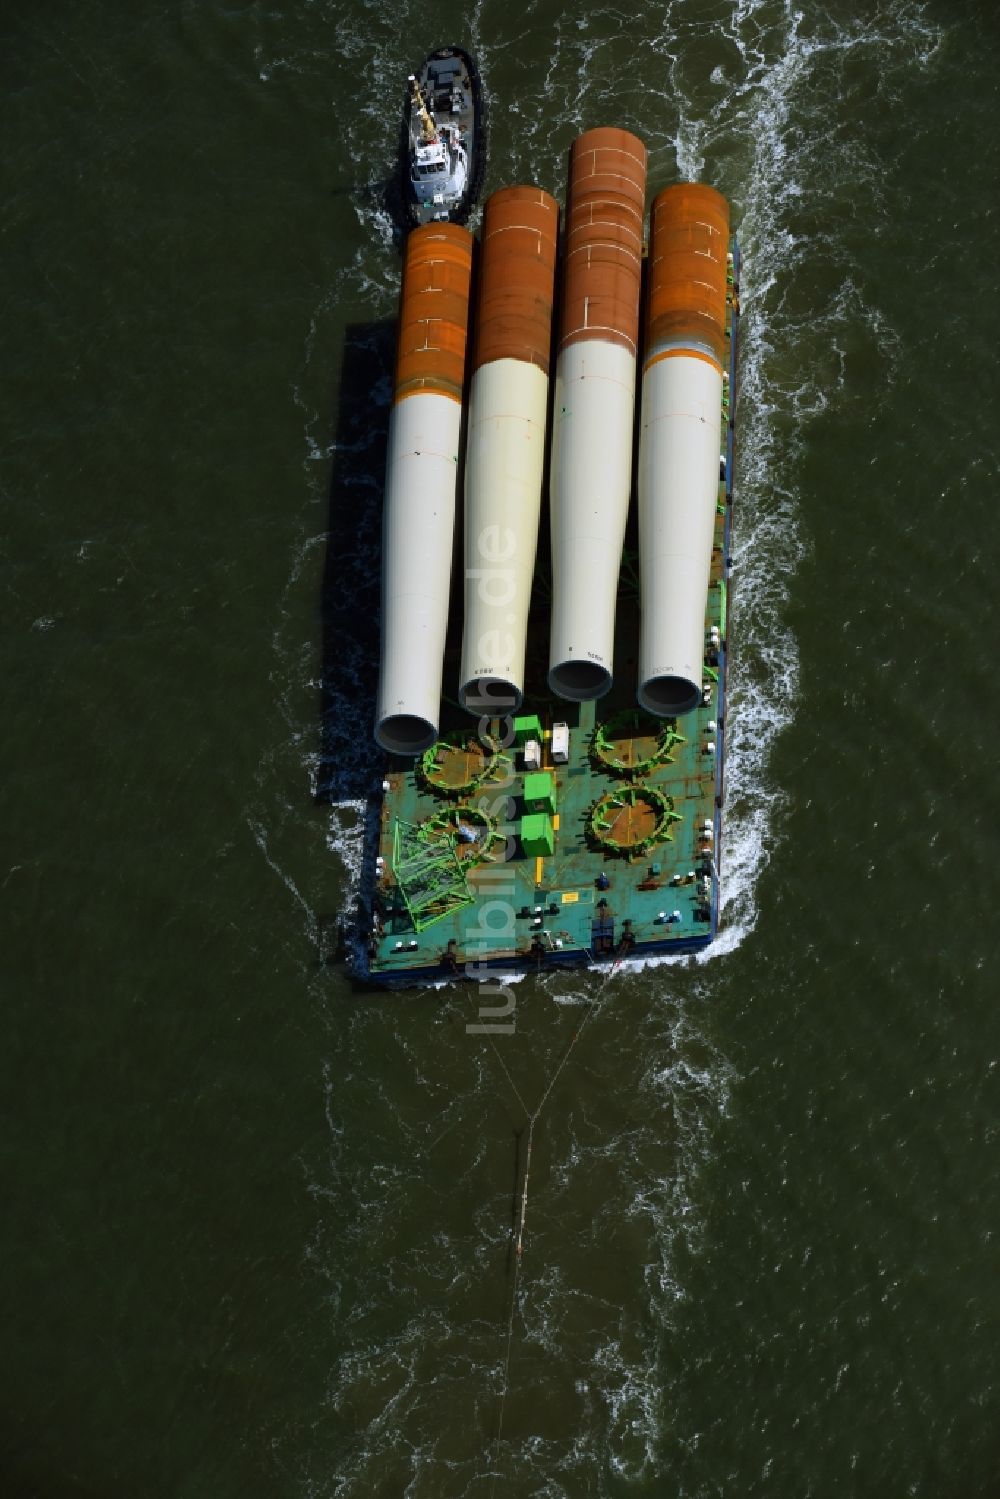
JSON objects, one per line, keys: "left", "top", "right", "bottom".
{"left": 369, "top": 633, "right": 724, "bottom": 980}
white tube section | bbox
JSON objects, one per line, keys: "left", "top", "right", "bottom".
{"left": 637, "top": 353, "right": 724, "bottom": 716}
{"left": 548, "top": 340, "right": 636, "bottom": 701}
{"left": 375, "top": 391, "right": 462, "bottom": 755}
{"left": 459, "top": 359, "right": 549, "bottom": 713}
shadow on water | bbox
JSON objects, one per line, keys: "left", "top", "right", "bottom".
{"left": 315, "top": 319, "right": 401, "bottom": 977}
{"left": 315, "top": 319, "right": 395, "bottom": 807}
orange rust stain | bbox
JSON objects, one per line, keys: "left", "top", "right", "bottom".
{"left": 558, "top": 127, "right": 647, "bottom": 357}
{"left": 394, "top": 222, "right": 474, "bottom": 403}
{"left": 473, "top": 186, "right": 559, "bottom": 374}
{"left": 645, "top": 184, "right": 730, "bottom": 371}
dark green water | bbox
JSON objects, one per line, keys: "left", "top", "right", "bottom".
{"left": 5, "top": 1, "right": 1000, "bottom": 1494}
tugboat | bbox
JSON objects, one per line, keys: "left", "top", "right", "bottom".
{"left": 401, "top": 47, "right": 485, "bottom": 227}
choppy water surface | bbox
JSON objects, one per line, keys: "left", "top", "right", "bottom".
{"left": 4, "top": 1, "right": 1000, "bottom": 1494}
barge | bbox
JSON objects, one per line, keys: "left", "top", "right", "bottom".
{"left": 358, "top": 129, "right": 740, "bottom": 987}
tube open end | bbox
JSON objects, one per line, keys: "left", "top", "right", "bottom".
{"left": 638, "top": 674, "right": 701, "bottom": 717}
{"left": 459, "top": 677, "right": 522, "bottom": 716}
{"left": 548, "top": 659, "right": 613, "bottom": 702}
{"left": 375, "top": 714, "right": 438, "bottom": 756}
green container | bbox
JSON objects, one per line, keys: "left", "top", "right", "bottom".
{"left": 520, "top": 813, "right": 554, "bottom": 857}
{"left": 523, "top": 770, "right": 557, "bottom": 816}
{"left": 513, "top": 714, "right": 543, "bottom": 747}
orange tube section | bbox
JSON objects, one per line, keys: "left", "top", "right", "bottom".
{"left": 394, "top": 222, "right": 474, "bottom": 403}
{"left": 472, "top": 186, "right": 559, "bottom": 373}
{"left": 645, "top": 184, "right": 730, "bottom": 370}
{"left": 558, "top": 127, "right": 647, "bottom": 357}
